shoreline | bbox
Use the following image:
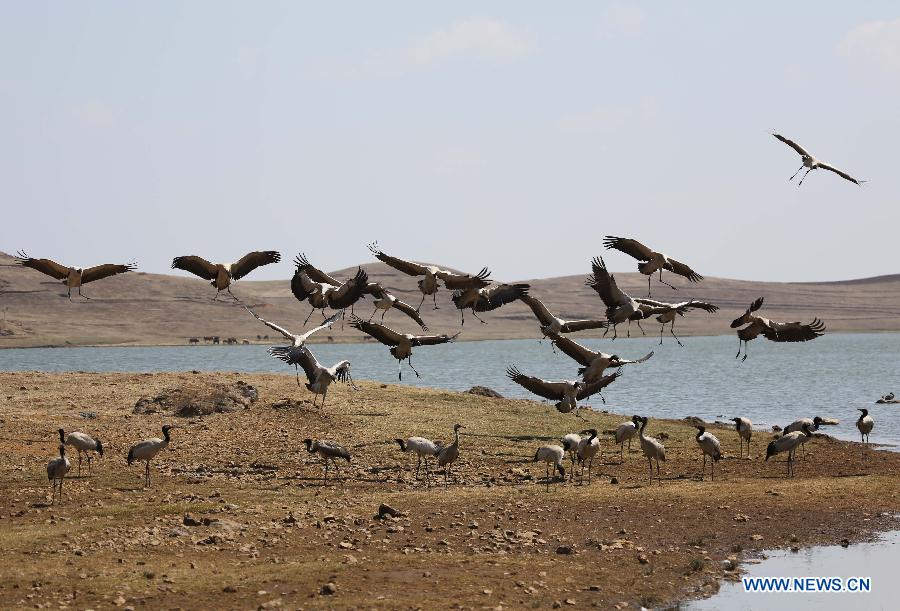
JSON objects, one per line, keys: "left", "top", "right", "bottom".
{"left": 1, "top": 371, "right": 898, "bottom": 609}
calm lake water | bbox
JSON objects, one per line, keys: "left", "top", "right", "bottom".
{"left": 1, "top": 333, "right": 897, "bottom": 445}
{"left": 688, "top": 530, "right": 900, "bottom": 611}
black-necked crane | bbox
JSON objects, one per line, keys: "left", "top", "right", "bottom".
{"left": 364, "top": 283, "right": 429, "bottom": 330}
{"left": 577, "top": 429, "right": 600, "bottom": 484}
{"left": 533, "top": 444, "right": 566, "bottom": 491}
{"left": 731, "top": 297, "right": 825, "bottom": 361}
{"left": 520, "top": 295, "right": 608, "bottom": 337}
{"left": 451, "top": 283, "right": 530, "bottom": 326}
{"left": 694, "top": 425, "right": 722, "bottom": 481}
{"left": 782, "top": 416, "right": 823, "bottom": 457}
{"left": 368, "top": 242, "right": 492, "bottom": 311}
{"left": 585, "top": 256, "right": 645, "bottom": 339}
{"left": 268, "top": 344, "right": 354, "bottom": 408}
{"left": 127, "top": 425, "right": 174, "bottom": 488}
{"left": 171, "top": 251, "right": 279, "bottom": 300}
{"left": 58, "top": 428, "right": 103, "bottom": 476}
{"left": 773, "top": 133, "right": 865, "bottom": 186}
{"left": 615, "top": 415, "right": 642, "bottom": 462}
{"left": 561, "top": 432, "right": 582, "bottom": 481}
{"left": 633, "top": 298, "right": 719, "bottom": 346}
{"left": 765, "top": 423, "right": 813, "bottom": 477}
{"left": 603, "top": 237, "right": 703, "bottom": 297}
{"left": 732, "top": 417, "right": 753, "bottom": 458}
{"left": 547, "top": 332, "right": 653, "bottom": 384}
{"left": 395, "top": 436, "right": 443, "bottom": 484}
{"left": 506, "top": 367, "right": 622, "bottom": 413}
{"left": 349, "top": 316, "right": 457, "bottom": 380}
{"left": 247, "top": 306, "right": 339, "bottom": 352}
{"left": 856, "top": 409, "right": 874, "bottom": 444}
{"left": 46, "top": 444, "right": 71, "bottom": 504}
{"left": 291, "top": 255, "right": 369, "bottom": 324}
{"left": 437, "top": 424, "right": 464, "bottom": 484}
{"left": 15, "top": 251, "right": 136, "bottom": 300}
{"left": 638, "top": 416, "right": 666, "bottom": 484}
{"left": 304, "top": 439, "right": 351, "bottom": 486}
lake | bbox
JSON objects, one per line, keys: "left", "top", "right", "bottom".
{"left": 1, "top": 333, "right": 897, "bottom": 446}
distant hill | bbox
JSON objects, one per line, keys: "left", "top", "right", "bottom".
{"left": 1, "top": 250, "right": 898, "bottom": 348}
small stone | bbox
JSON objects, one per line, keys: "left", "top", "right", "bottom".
{"left": 750, "top": 534, "right": 763, "bottom": 541}
{"left": 223, "top": 585, "right": 237, "bottom": 593}
{"left": 377, "top": 503, "right": 403, "bottom": 519}
{"left": 565, "top": 599, "right": 576, "bottom": 606}
{"left": 637, "top": 554, "right": 649, "bottom": 564}
{"left": 556, "top": 545, "right": 574, "bottom": 555}
{"left": 610, "top": 477, "right": 618, "bottom": 485}
{"left": 841, "top": 539, "right": 850, "bottom": 548}
{"left": 113, "top": 596, "right": 126, "bottom": 607}
{"left": 183, "top": 514, "right": 202, "bottom": 527}
{"left": 321, "top": 582, "right": 337, "bottom": 595}
{"left": 482, "top": 589, "right": 492, "bottom": 595}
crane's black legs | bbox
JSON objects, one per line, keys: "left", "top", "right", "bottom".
{"left": 789, "top": 164, "right": 804, "bottom": 181}
{"left": 407, "top": 357, "right": 421, "bottom": 378}
{"left": 416, "top": 293, "right": 426, "bottom": 313}
{"left": 432, "top": 293, "right": 439, "bottom": 310}
{"left": 472, "top": 310, "right": 487, "bottom": 325}
{"left": 78, "top": 286, "right": 91, "bottom": 300}
{"left": 670, "top": 321, "right": 684, "bottom": 347}
{"left": 658, "top": 269, "right": 677, "bottom": 291}
{"left": 303, "top": 307, "right": 315, "bottom": 326}
{"left": 380, "top": 309, "right": 387, "bottom": 323}
{"left": 797, "top": 168, "right": 813, "bottom": 186}
{"left": 368, "top": 306, "right": 377, "bottom": 322}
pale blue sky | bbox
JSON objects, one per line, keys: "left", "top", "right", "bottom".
{"left": 2, "top": 2, "right": 898, "bottom": 282}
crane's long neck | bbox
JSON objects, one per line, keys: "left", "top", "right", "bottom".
{"left": 587, "top": 430, "right": 596, "bottom": 443}
{"left": 695, "top": 428, "right": 704, "bottom": 441}
{"left": 453, "top": 428, "right": 460, "bottom": 447}
{"left": 162, "top": 428, "right": 171, "bottom": 443}
{"left": 58, "top": 429, "right": 66, "bottom": 443}
{"left": 638, "top": 419, "right": 647, "bottom": 438}
{"left": 857, "top": 410, "right": 867, "bottom": 423}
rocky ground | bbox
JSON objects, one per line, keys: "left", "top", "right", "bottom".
{"left": 1, "top": 371, "right": 898, "bottom": 610}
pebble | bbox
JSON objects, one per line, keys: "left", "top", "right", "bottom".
{"left": 321, "top": 582, "right": 337, "bottom": 595}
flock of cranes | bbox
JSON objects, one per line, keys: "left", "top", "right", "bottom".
{"left": 13, "top": 131, "right": 877, "bottom": 499}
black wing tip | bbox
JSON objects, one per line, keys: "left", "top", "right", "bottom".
{"left": 591, "top": 255, "right": 607, "bottom": 270}
{"left": 13, "top": 250, "right": 30, "bottom": 264}
{"left": 366, "top": 241, "right": 381, "bottom": 255}
{"left": 293, "top": 253, "right": 311, "bottom": 269}
{"left": 263, "top": 251, "right": 281, "bottom": 263}
{"left": 506, "top": 365, "right": 521, "bottom": 379}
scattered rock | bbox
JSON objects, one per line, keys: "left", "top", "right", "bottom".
{"left": 750, "top": 534, "right": 763, "bottom": 541}
{"left": 223, "top": 585, "right": 238, "bottom": 593}
{"left": 321, "top": 582, "right": 337, "bottom": 595}
{"left": 556, "top": 545, "right": 574, "bottom": 555}
{"left": 377, "top": 503, "right": 403, "bottom": 519}
{"left": 637, "top": 553, "right": 649, "bottom": 564}
{"left": 841, "top": 539, "right": 850, "bottom": 548}
{"left": 183, "top": 514, "right": 202, "bottom": 527}
{"left": 466, "top": 386, "right": 503, "bottom": 398}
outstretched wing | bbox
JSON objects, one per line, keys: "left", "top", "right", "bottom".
{"left": 14, "top": 251, "right": 71, "bottom": 280}
{"left": 392, "top": 298, "right": 429, "bottom": 330}
{"left": 773, "top": 133, "right": 812, "bottom": 158}
{"left": 301, "top": 311, "right": 342, "bottom": 340}
{"left": 763, "top": 319, "right": 825, "bottom": 343}
{"left": 410, "top": 332, "right": 458, "bottom": 347}
{"left": 576, "top": 370, "right": 622, "bottom": 400}
{"left": 230, "top": 251, "right": 281, "bottom": 281}
{"left": 586, "top": 256, "right": 628, "bottom": 308}
{"left": 436, "top": 267, "right": 491, "bottom": 290}
{"left": 603, "top": 236, "right": 654, "bottom": 261}
{"left": 268, "top": 345, "right": 319, "bottom": 381}
{"left": 559, "top": 319, "right": 609, "bottom": 332}
{"left": 291, "top": 270, "right": 320, "bottom": 302}
{"left": 367, "top": 242, "right": 429, "bottom": 276}
{"left": 327, "top": 268, "right": 369, "bottom": 309}
{"left": 294, "top": 253, "right": 340, "bottom": 285}
{"left": 818, "top": 162, "right": 864, "bottom": 185}
{"left": 520, "top": 294, "right": 555, "bottom": 326}
{"left": 349, "top": 315, "right": 404, "bottom": 346}
{"left": 663, "top": 257, "right": 702, "bottom": 283}
{"left": 547, "top": 333, "right": 596, "bottom": 366}
{"left": 81, "top": 262, "right": 137, "bottom": 284}
{"left": 748, "top": 297, "right": 764, "bottom": 313}
{"left": 474, "top": 283, "right": 529, "bottom": 312}
{"left": 618, "top": 351, "right": 654, "bottom": 365}
{"left": 684, "top": 300, "right": 719, "bottom": 313}
{"left": 172, "top": 255, "right": 218, "bottom": 280}
{"left": 244, "top": 306, "right": 294, "bottom": 340}
{"left": 506, "top": 366, "right": 565, "bottom": 400}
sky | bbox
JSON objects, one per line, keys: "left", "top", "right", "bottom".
{"left": 2, "top": 1, "right": 899, "bottom": 282}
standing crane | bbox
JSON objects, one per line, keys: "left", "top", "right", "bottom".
{"left": 732, "top": 417, "right": 753, "bottom": 458}
{"left": 395, "top": 436, "right": 443, "bottom": 484}
{"left": 304, "top": 439, "right": 351, "bottom": 486}
{"left": 437, "top": 424, "right": 464, "bottom": 484}
{"left": 856, "top": 408, "right": 874, "bottom": 444}
{"left": 765, "top": 423, "right": 813, "bottom": 477}
{"left": 127, "top": 425, "right": 175, "bottom": 488}
{"left": 638, "top": 416, "right": 666, "bottom": 485}
{"left": 577, "top": 429, "right": 600, "bottom": 484}
{"left": 533, "top": 445, "right": 566, "bottom": 491}
{"left": 58, "top": 428, "right": 103, "bottom": 476}
{"left": 615, "top": 415, "right": 642, "bottom": 462}
{"left": 46, "top": 444, "right": 71, "bottom": 504}
{"left": 694, "top": 425, "right": 722, "bottom": 481}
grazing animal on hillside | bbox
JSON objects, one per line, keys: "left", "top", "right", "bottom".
{"left": 533, "top": 445, "right": 566, "bottom": 492}
{"left": 368, "top": 242, "right": 492, "bottom": 311}
{"left": 127, "top": 425, "right": 174, "bottom": 488}
{"left": 437, "top": 424, "right": 464, "bottom": 484}
{"left": 350, "top": 316, "right": 457, "bottom": 380}
{"left": 395, "top": 436, "right": 443, "bottom": 484}
{"left": 171, "top": 251, "right": 279, "bottom": 300}
{"left": 615, "top": 415, "right": 642, "bottom": 462}
{"left": 732, "top": 417, "right": 753, "bottom": 458}
{"left": 856, "top": 408, "right": 874, "bottom": 444}
{"left": 694, "top": 425, "right": 722, "bottom": 481}
{"left": 59, "top": 428, "right": 103, "bottom": 476}
{"left": 15, "top": 251, "right": 137, "bottom": 300}
{"left": 451, "top": 283, "right": 530, "bottom": 326}
{"left": 772, "top": 133, "right": 865, "bottom": 186}
{"left": 547, "top": 332, "right": 652, "bottom": 384}
{"left": 765, "top": 423, "right": 813, "bottom": 477}
{"left": 506, "top": 367, "right": 622, "bottom": 412}
{"left": 46, "top": 444, "right": 71, "bottom": 504}
{"left": 638, "top": 416, "right": 666, "bottom": 484}
{"left": 304, "top": 439, "right": 351, "bottom": 486}
{"left": 603, "top": 236, "right": 703, "bottom": 297}
{"left": 731, "top": 297, "right": 825, "bottom": 361}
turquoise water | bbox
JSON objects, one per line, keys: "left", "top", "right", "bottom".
{"left": 1, "top": 333, "right": 897, "bottom": 445}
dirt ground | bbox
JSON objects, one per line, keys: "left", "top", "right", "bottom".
{"left": 1, "top": 371, "right": 898, "bottom": 610}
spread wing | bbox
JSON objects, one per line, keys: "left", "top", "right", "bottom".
{"left": 268, "top": 345, "right": 319, "bottom": 381}
{"left": 392, "top": 298, "right": 429, "bottom": 330}
{"left": 547, "top": 334, "right": 597, "bottom": 366}
{"left": 748, "top": 297, "right": 764, "bottom": 313}
{"left": 520, "top": 294, "right": 554, "bottom": 326}
{"left": 576, "top": 370, "right": 621, "bottom": 400}
{"left": 14, "top": 251, "right": 71, "bottom": 280}
{"left": 619, "top": 351, "right": 654, "bottom": 365}
{"left": 327, "top": 268, "right": 369, "bottom": 309}
{"left": 663, "top": 257, "right": 702, "bottom": 283}
{"left": 244, "top": 306, "right": 295, "bottom": 341}
{"left": 363, "top": 282, "right": 387, "bottom": 298}
{"left": 410, "top": 332, "right": 458, "bottom": 347}
{"left": 230, "top": 251, "right": 281, "bottom": 280}
{"left": 586, "top": 256, "right": 628, "bottom": 308}
{"left": 818, "top": 162, "right": 864, "bottom": 185}
{"left": 367, "top": 242, "right": 429, "bottom": 276}
{"left": 763, "top": 319, "right": 825, "bottom": 343}
{"left": 291, "top": 270, "right": 320, "bottom": 302}
{"left": 436, "top": 267, "right": 491, "bottom": 290}
{"left": 506, "top": 366, "right": 565, "bottom": 400}
{"left": 773, "top": 133, "right": 812, "bottom": 158}
{"left": 603, "top": 236, "right": 654, "bottom": 261}
{"left": 683, "top": 300, "right": 719, "bottom": 313}
{"left": 349, "top": 315, "right": 404, "bottom": 346}
{"left": 294, "top": 253, "right": 340, "bottom": 285}
{"left": 474, "top": 283, "right": 529, "bottom": 312}
{"left": 81, "top": 262, "right": 137, "bottom": 284}
{"left": 300, "top": 311, "right": 342, "bottom": 341}
{"left": 172, "top": 255, "right": 218, "bottom": 280}
{"left": 559, "top": 319, "right": 609, "bottom": 332}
